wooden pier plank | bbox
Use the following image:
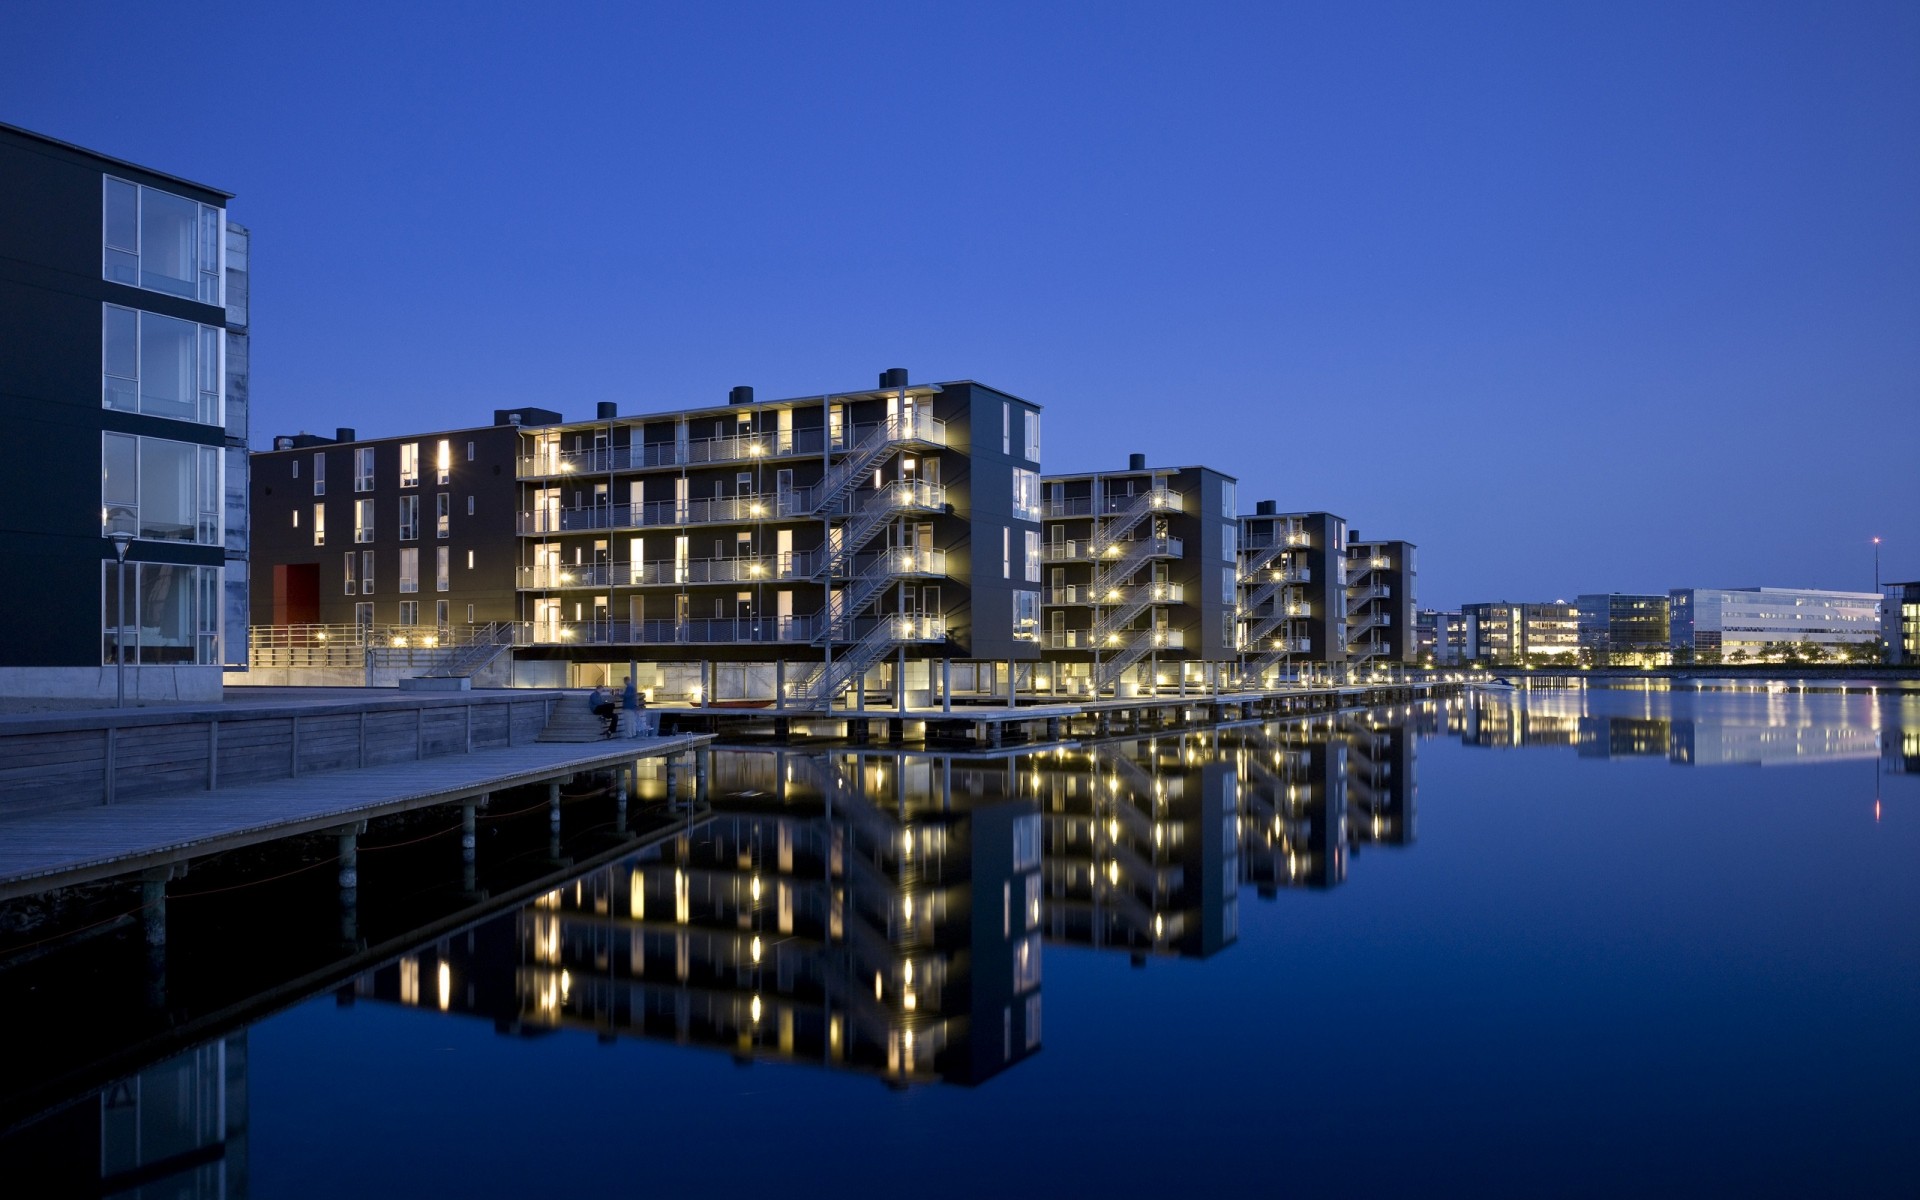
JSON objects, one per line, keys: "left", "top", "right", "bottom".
{"left": 0, "top": 733, "right": 709, "bottom": 901}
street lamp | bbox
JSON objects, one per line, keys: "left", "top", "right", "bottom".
{"left": 1873, "top": 536, "right": 1881, "bottom": 591}
{"left": 108, "top": 531, "right": 133, "bottom": 707}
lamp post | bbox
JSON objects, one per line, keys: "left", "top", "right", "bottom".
{"left": 1873, "top": 536, "right": 1881, "bottom": 591}
{"left": 109, "top": 532, "right": 133, "bottom": 707}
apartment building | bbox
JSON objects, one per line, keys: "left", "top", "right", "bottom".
{"left": 1462, "top": 601, "right": 1579, "bottom": 665}
{"left": 1668, "top": 587, "right": 1881, "bottom": 663}
{"left": 1344, "top": 535, "right": 1417, "bottom": 665}
{"left": 1235, "top": 506, "right": 1347, "bottom": 685}
{"left": 1036, "top": 456, "right": 1239, "bottom": 696}
{"left": 513, "top": 371, "right": 1043, "bottom": 705}
{"left": 0, "top": 122, "right": 249, "bottom": 701}
{"left": 250, "top": 412, "right": 536, "bottom": 639}
{"left": 1575, "top": 593, "right": 1671, "bottom": 666}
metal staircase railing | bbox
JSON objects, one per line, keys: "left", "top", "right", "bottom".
{"left": 1093, "top": 627, "right": 1182, "bottom": 690}
{"left": 1237, "top": 539, "right": 1286, "bottom": 584}
{"left": 1091, "top": 581, "right": 1179, "bottom": 642}
{"left": 800, "top": 412, "right": 944, "bottom": 517}
{"left": 1091, "top": 534, "right": 1177, "bottom": 595}
{"left": 1346, "top": 580, "right": 1390, "bottom": 609}
{"left": 1093, "top": 485, "right": 1178, "bottom": 548}
{"left": 1348, "top": 610, "right": 1390, "bottom": 639}
{"left": 417, "top": 622, "right": 515, "bottom": 678}
{"left": 812, "top": 480, "right": 945, "bottom": 581}
{"left": 786, "top": 614, "right": 947, "bottom": 706}
{"left": 814, "top": 548, "right": 946, "bottom": 642}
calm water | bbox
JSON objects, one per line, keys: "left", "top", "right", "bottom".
{"left": 4, "top": 688, "right": 1916, "bottom": 1197}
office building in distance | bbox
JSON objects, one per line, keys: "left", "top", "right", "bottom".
{"left": 0, "top": 122, "right": 249, "bottom": 702}
{"left": 1883, "top": 581, "right": 1920, "bottom": 666}
{"left": 1462, "top": 601, "right": 1579, "bottom": 666}
{"left": 1575, "top": 593, "right": 1671, "bottom": 666}
{"left": 1668, "top": 587, "right": 1882, "bottom": 663}
{"left": 1416, "top": 609, "right": 1466, "bottom": 666}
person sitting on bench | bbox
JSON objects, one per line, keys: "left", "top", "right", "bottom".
{"left": 589, "top": 684, "right": 617, "bottom": 737}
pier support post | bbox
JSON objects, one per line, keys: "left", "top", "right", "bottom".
{"left": 942, "top": 658, "right": 952, "bottom": 714}
{"left": 336, "top": 822, "right": 365, "bottom": 947}
{"left": 615, "top": 767, "right": 629, "bottom": 830}
{"left": 695, "top": 749, "right": 710, "bottom": 805}
{"left": 664, "top": 755, "right": 678, "bottom": 804}
{"left": 461, "top": 796, "right": 482, "bottom": 894}
{"left": 1046, "top": 716, "right": 1061, "bottom": 740}
{"left": 888, "top": 718, "right": 904, "bottom": 745}
{"left": 140, "top": 867, "right": 173, "bottom": 1010}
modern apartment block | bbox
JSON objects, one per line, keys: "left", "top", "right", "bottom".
{"left": 512, "top": 371, "right": 1043, "bottom": 705}
{"left": 1036, "top": 456, "right": 1239, "bottom": 696}
{"left": 1462, "top": 601, "right": 1579, "bottom": 665}
{"left": 250, "top": 412, "right": 538, "bottom": 636}
{"left": 1344, "top": 535, "right": 1417, "bottom": 665}
{"left": 1235, "top": 506, "right": 1347, "bottom": 684}
{"left": 1668, "top": 587, "right": 1882, "bottom": 663}
{"left": 0, "top": 122, "right": 248, "bottom": 701}
{"left": 1574, "top": 593, "right": 1671, "bottom": 666}
{"left": 1416, "top": 609, "right": 1466, "bottom": 666}
{"left": 1884, "top": 582, "right": 1920, "bottom": 666}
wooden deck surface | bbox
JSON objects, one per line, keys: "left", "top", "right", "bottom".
{"left": 0, "top": 733, "right": 708, "bottom": 901}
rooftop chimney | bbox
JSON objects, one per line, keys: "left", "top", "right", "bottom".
{"left": 597, "top": 401, "right": 618, "bottom": 419}
{"left": 879, "top": 367, "right": 909, "bottom": 390}
{"left": 1255, "top": 500, "right": 1278, "bottom": 516}
{"left": 728, "top": 386, "right": 755, "bottom": 405}
{"left": 336, "top": 428, "right": 356, "bottom": 443}
{"left": 1128, "top": 453, "right": 1147, "bottom": 471}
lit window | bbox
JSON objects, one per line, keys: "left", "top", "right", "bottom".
{"left": 1024, "top": 531, "right": 1041, "bottom": 583}
{"left": 467, "top": 550, "right": 475, "bottom": 570}
{"left": 399, "top": 443, "right": 419, "bottom": 488}
{"left": 312, "top": 503, "right": 325, "bottom": 547}
{"left": 354, "top": 499, "right": 374, "bottom": 543}
{"left": 436, "top": 439, "right": 451, "bottom": 484}
{"left": 1002, "top": 527, "right": 1010, "bottom": 579}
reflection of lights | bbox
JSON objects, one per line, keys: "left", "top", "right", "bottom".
{"left": 874, "top": 971, "right": 884, "bottom": 1000}
{"left": 750, "top": 874, "right": 762, "bottom": 902}
{"left": 1154, "top": 913, "right": 1164, "bottom": 938}
{"left": 437, "top": 961, "right": 451, "bottom": 1011}
{"left": 1107, "top": 859, "right": 1120, "bottom": 885}
{"left": 751, "top": 994, "right": 762, "bottom": 1023}
{"left": 751, "top": 935, "right": 762, "bottom": 963}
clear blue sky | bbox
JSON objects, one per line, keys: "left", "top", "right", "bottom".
{"left": 7, "top": 1, "right": 1916, "bottom": 607}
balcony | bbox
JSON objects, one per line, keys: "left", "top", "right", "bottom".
{"left": 1044, "top": 581, "right": 1184, "bottom": 607}
{"left": 515, "top": 551, "right": 827, "bottom": 590}
{"left": 1042, "top": 535, "right": 1184, "bottom": 564}
{"left": 1041, "top": 485, "right": 1183, "bottom": 521}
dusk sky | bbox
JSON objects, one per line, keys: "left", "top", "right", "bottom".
{"left": 6, "top": 1, "right": 1915, "bottom": 608}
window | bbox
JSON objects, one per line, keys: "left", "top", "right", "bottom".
{"left": 436, "top": 493, "right": 451, "bottom": 538}
{"left": 1024, "top": 531, "right": 1042, "bottom": 583}
{"left": 313, "top": 503, "right": 326, "bottom": 547}
{"left": 435, "top": 439, "right": 451, "bottom": 485}
{"left": 361, "top": 549, "right": 375, "bottom": 594}
{"left": 1221, "top": 479, "right": 1236, "bottom": 516}
{"left": 1025, "top": 873, "right": 1042, "bottom": 930}
{"left": 354, "top": 447, "right": 375, "bottom": 492}
{"left": 102, "top": 176, "right": 222, "bottom": 304}
{"left": 1013, "top": 590, "right": 1039, "bottom": 641}
{"left": 399, "top": 443, "right": 419, "bottom": 488}
{"left": 1023, "top": 410, "right": 1040, "bottom": 462}
{"left": 292, "top": 508, "right": 298, "bottom": 529}
{"left": 102, "top": 305, "right": 222, "bottom": 425}
{"left": 1002, "top": 402, "right": 1011, "bottom": 454}
{"left": 355, "top": 601, "right": 373, "bottom": 628}
{"left": 291, "top": 459, "right": 299, "bottom": 479}
{"left": 102, "top": 562, "right": 219, "bottom": 665}
{"left": 399, "top": 548, "right": 419, "bottom": 593}
{"left": 436, "top": 546, "right": 450, "bottom": 592}
{"left": 1025, "top": 994, "right": 1042, "bottom": 1050}
{"left": 1012, "top": 469, "right": 1040, "bottom": 521}
{"left": 1014, "top": 932, "right": 1041, "bottom": 992}
{"left": 466, "top": 495, "right": 475, "bottom": 516}
{"left": 398, "top": 601, "right": 419, "bottom": 626}
{"left": 354, "top": 499, "right": 375, "bottom": 543}
{"left": 466, "top": 604, "right": 476, "bottom": 623}
{"left": 1222, "top": 523, "right": 1237, "bottom": 560}
{"left": 101, "top": 433, "right": 220, "bottom": 545}
{"left": 467, "top": 550, "right": 475, "bottom": 570}
{"left": 343, "top": 552, "right": 357, "bottom": 595}
{"left": 313, "top": 453, "right": 325, "bottom": 495}
{"left": 466, "top": 440, "right": 475, "bottom": 462}
{"left": 436, "top": 599, "right": 450, "bottom": 627}
{"left": 398, "top": 495, "right": 419, "bottom": 541}
{"left": 1002, "top": 527, "right": 1010, "bottom": 579}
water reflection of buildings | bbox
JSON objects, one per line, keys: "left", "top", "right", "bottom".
{"left": 1455, "top": 690, "right": 1908, "bottom": 768}
{"left": 0, "top": 1034, "right": 248, "bottom": 1198}
{"left": 354, "top": 754, "right": 1044, "bottom": 1088}
{"left": 351, "top": 722, "right": 1427, "bottom": 1087}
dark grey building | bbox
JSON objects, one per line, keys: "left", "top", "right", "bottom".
{"left": 1038, "top": 456, "right": 1240, "bottom": 696}
{"left": 1344, "top": 535, "right": 1417, "bottom": 665}
{"left": 512, "top": 371, "right": 1043, "bottom": 705}
{"left": 249, "top": 413, "right": 541, "bottom": 639}
{"left": 1236, "top": 506, "right": 1348, "bottom": 682}
{"left": 0, "top": 123, "right": 247, "bottom": 702}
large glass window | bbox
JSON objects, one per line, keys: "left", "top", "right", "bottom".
{"left": 1012, "top": 469, "right": 1041, "bottom": 521}
{"left": 103, "top": 305, "right": 222, "bottom": 425}
{"left": 101, "top": 433, "right": 220, "bottom": 545}
{"left": 102, "top": 176, "right": 223, "bottom": 304}
{"left": 354, "top": 499, "right": 375, "bottom": 543}
{"left": 398, "top": 495, "right": 419, "bottom": 541}
{"left": 435, "top": 439, "right": 451, "bottom": 485}
{"left": 102, "top": 562, "right": 219, "bottom": 665}
{"left": 399, "top": 443, "right": 419, "bottom": 488}
{"left": 1013, "top": 589, "right": 1040, "bottom": 641}
{"left": 399, "top": 548, "right": 419, "bottom": 593}
{"left": 1025, "top": 530, "right": 1042, "bottom": 583}
{"left": 354, "top": 447, "right": 374, "bottom": 492}
{"left": 313, "top": 503, "right": 326, "bottom": 547}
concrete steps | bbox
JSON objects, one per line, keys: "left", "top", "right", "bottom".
{"left": 537, "top": 693, "right": 614, "bottom": 743}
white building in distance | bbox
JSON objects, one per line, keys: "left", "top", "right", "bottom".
{"left": 1668, "top": 587, "right": 1881, "bottom": 664}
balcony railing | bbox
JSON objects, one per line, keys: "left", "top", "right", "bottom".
{"left": 516, "top": 415, "right": 944, "bottom": 480}
{"left": 1041, "top": 485, "right": 1183, "bottom": 520}
{"left": 515, "top": 551, "right": 827, "bottom": 590}
{"left": 1042, "top": 535, "right": 1184, "bottom": 563}
{"left": 1043, "top": 581, "right": 1185, "bottom": 607}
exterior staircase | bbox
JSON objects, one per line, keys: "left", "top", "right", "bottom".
{"left": 536, "top": 692, "right": 615, "bottom": 743}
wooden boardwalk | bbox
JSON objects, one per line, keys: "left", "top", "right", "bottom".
{"left": 0, "top": 732, "right": 708, "bottom": 901}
